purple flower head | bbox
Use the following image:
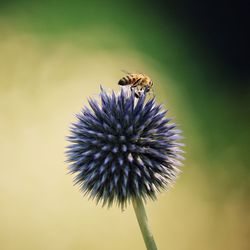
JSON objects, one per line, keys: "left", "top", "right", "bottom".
{"left": 66, "top": 87, "right": 184, "bottom": 208}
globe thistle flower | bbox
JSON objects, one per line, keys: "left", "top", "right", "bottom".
{"left": 66, "top": 87, "right": 184, "bottom": 208}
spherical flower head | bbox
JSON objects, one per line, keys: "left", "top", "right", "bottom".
{"left": 66, "top": 87, "right": 184, "bottom": 208}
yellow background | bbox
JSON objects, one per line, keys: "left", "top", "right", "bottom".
{"left": 0, "top": 1, "right": 249, "bottom": 249}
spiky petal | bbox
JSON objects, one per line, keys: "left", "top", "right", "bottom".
{"left": 66, "top": 88, "right": 184, "bottom": 208}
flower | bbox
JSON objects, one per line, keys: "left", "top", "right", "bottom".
{"left": 66, "top": 87, "right": 184, "bottom": 208}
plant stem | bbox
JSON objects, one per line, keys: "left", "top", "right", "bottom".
{"left": 132, "top": 198, "right": 158, "bottom": 250}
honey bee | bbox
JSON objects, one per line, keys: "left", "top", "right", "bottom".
{"left": 118, "top": 72, "right": 154, "bottom": 98}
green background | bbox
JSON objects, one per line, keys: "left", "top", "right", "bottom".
{"left": 0, "top": 1, "right": 249, "bottom": 249}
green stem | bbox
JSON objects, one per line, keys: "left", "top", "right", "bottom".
{"left": 132, "top": 198, "right": 158, "bottom": 250}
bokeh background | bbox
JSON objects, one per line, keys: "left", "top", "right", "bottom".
{"left": 0, "top": 1, "right": 249, "bottom": 249}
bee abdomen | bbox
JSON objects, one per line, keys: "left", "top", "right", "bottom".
{"left": 118, "top": 76, "right": 131, "bottom": 86}
{"left": 118, "top": 78, "right": 126, "bottom": 85}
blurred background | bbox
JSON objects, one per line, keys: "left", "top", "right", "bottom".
{"left": 0, "top": 1, "right": 249, "bottom": 249}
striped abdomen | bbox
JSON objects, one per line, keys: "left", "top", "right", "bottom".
{"left": 118, "top": 74, "right": 141, "bottom": 86}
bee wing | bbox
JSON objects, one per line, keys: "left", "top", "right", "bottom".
{"left": 121, "top": 69, "right": 131, "bottom": 75}
{"left": 136, "top": 71, "right": 146, "bottom": 77}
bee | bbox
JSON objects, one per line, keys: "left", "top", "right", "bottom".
{"left": 118, "top": 72, "right": 154, "bottom": 98}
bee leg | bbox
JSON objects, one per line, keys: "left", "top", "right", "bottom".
{"left": 130, "top": 86, "right": 137, "bottom": 97}
{"left": 134, "top": 87, "right": 141, "bottom": 98}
